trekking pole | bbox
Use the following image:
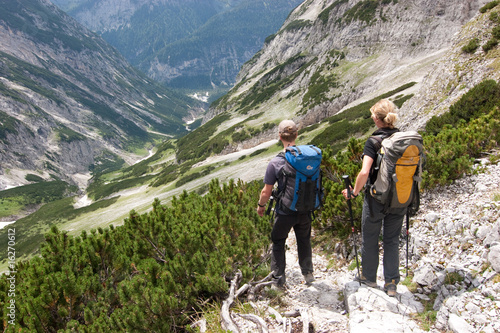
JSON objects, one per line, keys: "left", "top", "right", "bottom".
{"left": 266, "top": 194, "right": 275, "bottom": 224}
{"left": 342, "top": 175, "right": 361, "bottom": 286}
{"left": 406, "top": 206, "right": 412, "bottom": 278}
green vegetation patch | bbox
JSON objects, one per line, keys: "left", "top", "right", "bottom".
{"left": 283, "top": 19, "right": 312, "bottom": 32}
{"left": 88, "top": 175, "right": 154, "bottom": 201}
{"left": 55, "top": 125, "right": 85, "bottom": 143}
{"left": 462, "top": 38, "right": 480, "bottom": 54}
{"left": 480, "top": 0, "right": 499, "bottom": 13}
{"left": 310, "top": 82, "right": 416, "bottom": 150}
{"left": 0, "top": 196, "right": 119, "bottom": 261}
{"left": 425, "top": 79, "right": 500, "bottom": 135}
{"left": 342, "top": 0, "right": 380, "bottom": 25}
{"left": 89, "top": 151, "right": 126, "bottom": 176}
{"left": 0, "top": 110, "right": 20, "bottom": 143}
{"left": 175, "top": 114, "right": 231, "bottom": 162}
{"left": 318, "top": 0, "right": 349, "bottom": 24}
{"left": 302, "top": 51, "right": 346, "bottom": 109}
{"left": 422, "top": 108, "right": 500, "bottom": 188}
{"left": 237, "top": 54, "right": 313, "bottom": 114}
{"left": 0, "top": 179, "right": 271, "bottom": 332}
{"left": 0, "top": 180, "right": 77, "bottom": 218}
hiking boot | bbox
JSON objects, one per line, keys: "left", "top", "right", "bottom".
{"left": 272, "top": 274, "right": 286, "bottom": 288}
{"left": 355, "top": 274, "right": 377, "bottom": 288}
{"left": 303, "top": 272, "right": 315, "bottom": 285}
{"left": 384, "top": 280, "right": 397, "bottom": 297}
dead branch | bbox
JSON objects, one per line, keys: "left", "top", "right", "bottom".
{"left": 248, "top": 272, "right": 274, "bottom": 300}
{"left": 284, "top": 310, "right": 300, "bottom": 317}
{"left": 268, "top": 306, "right": 286, "bottom": 332}
{"left": 238, "top": 313, "right": 269, "bottom": 333}
{"left": 221, "top": 270, "right": 242, "bottom": 332}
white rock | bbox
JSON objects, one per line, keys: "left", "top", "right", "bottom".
{"left": 487, "top": 245, "right": 500, "bottom": 273}
{"left": 448, "top": 313, "right": 474, "bottom": 333}
{"left": 413, "top": 266, "right": 438, "bottom": 287}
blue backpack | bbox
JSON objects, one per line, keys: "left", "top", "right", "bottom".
{"left": 276, "top": 145, "right": 323, "bottom": 214}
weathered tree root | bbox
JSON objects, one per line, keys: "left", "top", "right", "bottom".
{"left": 221, "top": 271, "right": 311, "bottom": 333}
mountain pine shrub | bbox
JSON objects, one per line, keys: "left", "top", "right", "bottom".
{"left": 0, "top": 179, "right": 271, "bottom": 331}
{"left": 483, "top": 38, "right": 499, "bottom": 52}
{"left": 480, "top": 0, "right": 499, "bottom": 13}
{"left": 462, "top": 38, "right": 480, "bottom": 54}
{"left": 425, "top": 79, "right": 500, "bottom": 136}
{"left": 422, "top": 108, "right": 500, "bottom": 188}
{"left": 316, "top": 138, "right": 364, "bottom": 236}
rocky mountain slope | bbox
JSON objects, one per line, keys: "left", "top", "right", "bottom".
{"left": 206, "top": 0, "right": 491, "bottom": 147}
{"left": 0, "top": 0, "right": 201, "bottom": 190}
{"left": 208, "top": 155, "right": 500, "bottom": 333}
{"left": 399, "top": 3, "right": 500, "bottom": 130}
{"left": 50, "top": 0, "right": 304, "bottom": 92}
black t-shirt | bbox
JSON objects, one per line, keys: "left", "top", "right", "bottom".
{"left": 363, "top": 127, "right": 399, "bottom": 183}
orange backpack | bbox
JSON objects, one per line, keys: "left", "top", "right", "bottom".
{"left": 369, "top": 131, "right": 424, "bottom": 212}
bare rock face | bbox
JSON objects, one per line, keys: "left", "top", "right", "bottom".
{"left": 399, "top": 2, "right": 500, "bottom": 130}
{"left": 210, "top": 0, "right": 490, "bottom": 135}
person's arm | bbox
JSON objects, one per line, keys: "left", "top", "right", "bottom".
{"left": 342, "top": 155, "right": 374, "bottom": 199}
{"left": 257, "top": 184, "right": 273, "bottom": 217}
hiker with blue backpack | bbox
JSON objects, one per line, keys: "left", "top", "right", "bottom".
{"left": 257, "top": 120, "right": 323, "bottom": 287}
{"left": 342, "top": 99, "right": 424, "bottom": 297}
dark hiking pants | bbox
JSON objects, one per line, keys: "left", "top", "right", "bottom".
{"left": 271, "top": 212, "right": 313, "bottom": 279}
{"left": 361, "top": 197, "right": 405, "bottom": 285}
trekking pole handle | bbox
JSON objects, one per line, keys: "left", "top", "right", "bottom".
{"left": 265, "top": 196, "right": 274, "bottom": 216}
{"left": 342, "top": 175, "right": 352, "bottom": 199}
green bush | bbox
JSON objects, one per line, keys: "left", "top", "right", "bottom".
{"left": 483, "top": 38, "right": 499, "bottom": 52}
{"left": 422, "top": 108, "right": 500, "bottom": 188}
{"left": 425, "top": 79, "right": 500, "bottom": 135}
{"left": 25, "top": 174, "right": 44, "bottom": 183}
{"left": 480, "top": 0, "right": 499, "bottom": 13}
{"left": 462, "top": 38, "right": 480, "bottom": 54}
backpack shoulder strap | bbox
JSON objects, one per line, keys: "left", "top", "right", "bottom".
{"left": 369, "top": 134, "right": 384, "bottom": 149}
{"left": 274, "top": 151, "right": 288, "bottom": 197}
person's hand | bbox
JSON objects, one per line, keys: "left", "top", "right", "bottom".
{"left": 257, "top": 205, "right": 266, "bottom": 217}
{"left": 342, "top": 186, "right": 354, "bottom": 199}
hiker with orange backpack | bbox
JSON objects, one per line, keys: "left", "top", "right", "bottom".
{"left": 342, "top": 99, "right": 424, "bottom": 297}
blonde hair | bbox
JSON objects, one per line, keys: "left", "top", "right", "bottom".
{"left": 370, "top": 99, "right": 398, "bottom": 129}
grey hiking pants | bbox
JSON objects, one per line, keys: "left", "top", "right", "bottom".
{"left": 271, "top": 212, "right": 313, "bottom": 279}
{"left": 361, "top": 196, "right": 406, "bottom": 285}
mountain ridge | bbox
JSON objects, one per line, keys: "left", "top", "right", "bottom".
{"left": 0, "top": 0, "right": 201, "bottom": 190}
{"left": 51, "top": 0, "right": 304, "bottom": 91}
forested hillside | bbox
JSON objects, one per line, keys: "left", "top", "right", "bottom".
{"left": 0, "top": 0, "right": 201, "bottom": 191}
{"left": 50, "top": 0, "right": 304, "bottom": 92}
